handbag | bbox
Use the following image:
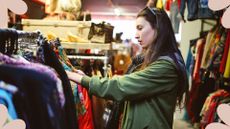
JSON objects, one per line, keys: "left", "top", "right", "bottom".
{"left": 88, "top": 21, "right": 114, "bottom": 43}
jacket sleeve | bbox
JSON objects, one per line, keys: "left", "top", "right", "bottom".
{"left": 81, "top": 60, "right": 178, "bottom": 101}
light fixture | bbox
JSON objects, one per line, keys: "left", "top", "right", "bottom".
{"left": 114, "top": 8, "right": 121, "bottom": 16}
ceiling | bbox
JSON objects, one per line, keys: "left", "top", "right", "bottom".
{"left": 82, "top": 0, "right": 148, "bottom": 16}
{"left": 30, "top": 0, "right": 148, "bottom": 18}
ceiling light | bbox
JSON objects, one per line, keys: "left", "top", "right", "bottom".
{"left": 114, "top": 8, "right": 121, "bottom": 16}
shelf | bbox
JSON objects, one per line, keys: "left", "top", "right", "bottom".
{"left": 111, "top": 42, "right": 127, "bottom": 50}
{"left": 22, "top": 19, "right": 91, "bottom": 27}
{"left": 61, "top": 42, "right": 111, "bottom": 50}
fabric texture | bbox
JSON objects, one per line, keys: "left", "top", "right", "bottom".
{"left": 0, "top": 87, "right": 18, "bottom": 119}
{"left": 42, "top": 43, "right": 78, "bottom": 129}
{"left": 170, "top": 1, "right": 180, "bottom": 33}
{"left": 180, "top": 0, "right": 216, "bottom": 21}
{"left": 219, "top": 31, "right": 230, "bottom": 73}
{"left": 0, "top": 64, "right": 64, "bottom": 129}
{"left": 223, "top": 45, "right": 230, "bottom": 78}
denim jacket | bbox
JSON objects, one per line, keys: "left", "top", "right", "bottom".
{"left": 180, "top": 0, "right": 217, "bottom": 21}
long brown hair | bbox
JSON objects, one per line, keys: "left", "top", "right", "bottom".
{"left": 137, "top": 7, "right": 189, "bottom": 109}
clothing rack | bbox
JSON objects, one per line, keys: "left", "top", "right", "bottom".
{"left": 67, "top": 55, "right": 108, "bottom": 60}
{"left": 67, "top": 53, "right": 109, "bottom": 77}
{"left": 0, "top": 28, "right": 44, "bottom": 57}
{"left": 0, "top": 28, "right": 40, "bottom": 37}
{"left": 200, "top": 19, "right": 218, "bottom": 36}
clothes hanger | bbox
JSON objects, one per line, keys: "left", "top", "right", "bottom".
{"left": 0, "top": 81, "right": 18, "bottom": 94}
{"left": 8, "top": 29, "right": 15, "bottom": 55}
{"left": 5, "top": 29, "right": 11, "bottom": 55}
{"left": 0, "top": 29, "right": 5, "bottom": 53}
{"left": 14, "top": 29, "right": 19, "bottom": 54}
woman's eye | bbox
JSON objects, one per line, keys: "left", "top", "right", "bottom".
{"left": 137, "top": 26, "right": 142, "bottom": 30}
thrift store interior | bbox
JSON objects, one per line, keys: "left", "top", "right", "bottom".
{"left": 0, "top": 0, "right": 229, "bottom": 129}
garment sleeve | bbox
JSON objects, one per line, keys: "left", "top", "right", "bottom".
{"left": 81, "top": 60, "right": 178, "bottom": 101}
{"left": 180, "top": 0, "right": 186, "bottom": 19}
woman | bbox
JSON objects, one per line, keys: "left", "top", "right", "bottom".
{"left": 66, "top": 7, "right": 189, "bottom": 129}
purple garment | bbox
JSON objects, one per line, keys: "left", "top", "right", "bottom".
{"left": 0, "top": 53, "right": 65, "bottom": 106}
{"left": 0, "top": 53, "right": 58, "bottom": 81}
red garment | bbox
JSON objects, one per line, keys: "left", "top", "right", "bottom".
{"left": 178, "top": 0, "right": 181, "bottom": 10}
{"left": 193, "top": 38, "right": 205, "bottom": 82}
{"left": 219, "top": 31, "right": 230, "bottom": 73}
{"left": 165, "top": 0, "right": 181, "bottom": 11}
{"left": 186, "top": 80, "right": 200, "bottom": 122}
{"left": 78, "top": 85, "right": 94, "bottom": 129}
{"left": 165, "top": 0, "right": 172, "bottom": 11}
{"left": 187, "top": 39, "right": 205, "bottom": 122}
{"left": 208, "top": 100, "right": 218, "bottom": 124}
{"left": 200, "top": 90, "right": 230, "bottom": 128}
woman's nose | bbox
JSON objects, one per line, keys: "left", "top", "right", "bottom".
{"left": 135, "top": 32, "right": 139, "bottom": 39}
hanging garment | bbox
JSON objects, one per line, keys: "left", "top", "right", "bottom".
{"left": 165, "top": 0, "right": 181, "bottom": 11}
{"left": 200, "top": 90, "right": 230, "bottom": 128}
{"left": 0, "top": 53, "right": 58, "bottom": 81}
{"left": 198, "top": 0, "right": 217, "bottom": 20}
{"left": 58, "top": 47, "right": 94, "bottom": 129}
{"left": 186, "top": 39, "right": 197, "bottom": 76}
{"left": 180, "top": 0, "right": 216, "bottom": 21}
{"left": 0, "top": 83, "right": 18, "bottom": 119}
{"left": 0, "top": 53, "right": 65, "bottom": 107}
{"left": 156, "top": 0, "right": 164, "bottom": 9}
{"left": 201, "top": 27, "right": 221, "bottom": 69}
{"left": 177, "top": 0, "right": 181, "bottom": 9}
{"left": 52, "top": 41, "right": 94, "bottom": 129}
{"left": 77, "top": 85, "right": 94, "bottom": 129}
{"left": 220, "top": 31, "right": 230, "bottom": 73}
{"left": 180, "top": 0, "right": 198, "bottom": 21}
{"left": 193, "top": 39, "right": 205, "bottom": 81}
{"left": 0, "top": 65, "right": 64, "bottom": 129}
{"left": 223, "top": 45, "right": 230, "bottom": 78}
{"left": 42, "top": 43, "right": 78, "bottom": 129}
{"left": 170, "top": 0, "right": 180, "bottom": 33}
{"left": 200, "top": 30, "right": 215, "bottom": 69}
{"left": 206, "top": 31, "right": 227, "bottom": 70}
{"left": 165, "top": 0, "right": 172, "bottom": 11}
{"left": 190, "top": 75, "right": 216, "bottom": 123}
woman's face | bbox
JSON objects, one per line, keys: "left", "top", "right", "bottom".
{"left": 135, "top": 17, "right": 156, "bottom": 49}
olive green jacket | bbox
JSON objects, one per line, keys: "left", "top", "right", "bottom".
{"left": 81, "top": 58, "right": 178, "bottom": 129}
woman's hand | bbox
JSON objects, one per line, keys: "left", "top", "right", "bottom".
{"left": 65, "top": 70, "right": 84, "bottom": 84}
{"left": 73, "top": 69, "right": 85, "bottom": 76}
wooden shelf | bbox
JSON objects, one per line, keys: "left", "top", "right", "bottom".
{"left": 111, "top": 42, "right": 127, "bottom": 50}
{"left": 61, "top": 42, "right": 111, "bottom": 50}
{"left": 22, "top": 19, "right": 91, "bottom": 27}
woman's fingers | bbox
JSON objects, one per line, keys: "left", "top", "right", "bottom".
{"left": 65, "top": 70, "right": 83, "bottom": 83}
{"left": 0, "top": 104, "right": 8, "bottom": 127}
{"left": 75, "top": 70, "right": 85, "bottom": 75}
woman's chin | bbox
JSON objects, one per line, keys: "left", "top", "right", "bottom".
{"left": 141, "top": 45, "right": 147, "bottom": 49}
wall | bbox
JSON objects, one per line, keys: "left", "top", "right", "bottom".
{"left": 180, "top": 10, "right": 216, "bottom": 61}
